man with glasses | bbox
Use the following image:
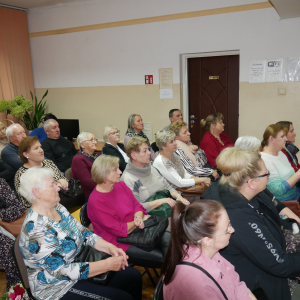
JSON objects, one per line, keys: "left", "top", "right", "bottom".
{"left": 2, "top": 124, "right": 27, "bottom": 172}
{"left": 102, "top": 125, "right": 129, "bottom": 172}
{"left": 41, "top": 119, "right": 77, "bottom": 173}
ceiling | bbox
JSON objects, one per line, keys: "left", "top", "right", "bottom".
{"left": 0, "top": 0, "right": 300, "bottom": 19}
{"left": 0, "top": 0, "right": 80, "bottom": 9}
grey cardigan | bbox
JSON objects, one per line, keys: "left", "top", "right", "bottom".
{"left": 121, "top": 160, "right": 176, "bottom": 212}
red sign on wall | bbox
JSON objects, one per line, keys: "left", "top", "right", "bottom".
{"left": 145, "top": 75, "right": 153, "bottom": 84}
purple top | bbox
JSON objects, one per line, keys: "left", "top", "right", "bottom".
{"left": 164, "top": 245, "right": 251, "bottom": 300}
{"left": 87, "top": 181, "right": 147, "bottom": 251}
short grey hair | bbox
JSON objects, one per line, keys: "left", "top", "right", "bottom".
{"left": 6, "top": 124, "right": 22, "bottom": 140}
{"left": 18, "top": 167, "right": 55, "bottom": 204}
{"left": 77, "top": 131, "right": 91, "bottom": 151}
{"left": 91, "top": 155, "right": 120, "bottom": 184}
{"left": 127, "top": 114, "right": 140, "bottom": 133}
{"left": 103, "top": 125, "right": 118, "bottom": 142}
{"left": 155, "top": 130, "right": 176, "bottom": 149}
{"left": 44, "top": 119, "right": 58, "bottom": 131}
{"left": 235, "top": 136, "right": 261, "bottom": 151}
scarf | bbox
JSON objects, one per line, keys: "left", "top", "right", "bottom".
{"left": 176, "top": 140, "right": 198, "bottom": 167}
{"left": 161, "top": 153, "right": 185, "bottom": 179}
{"left": 126, "top": 130, "right": 149, "bottom": 142}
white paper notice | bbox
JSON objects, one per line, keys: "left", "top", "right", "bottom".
{"left": 160, "top": 89, "right": 173, "bottom": 99}
{"left": 266, "top": 58, "right": 284, "bottom": 82}
{"left": 143, "top": 122, "right": 152, "bottom": 143}
{"left": 159, "top": 68, "right": 173, "bottom": 89}
{"left": 249, "top": 60, "right": 265, "bottom": 83}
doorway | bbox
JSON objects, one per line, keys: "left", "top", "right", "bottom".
{"left": 180, "top": 51, "right": 240, "bottom": 146}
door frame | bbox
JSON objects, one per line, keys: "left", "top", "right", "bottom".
{"left": 180, "top": 50, "right": 240, "bottom": 127}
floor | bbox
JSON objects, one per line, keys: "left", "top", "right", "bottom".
{"left": 0, "top": 267, "right": 158, "bottom": 299}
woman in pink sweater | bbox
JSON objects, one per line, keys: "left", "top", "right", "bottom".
{"left": 163, "top": 200, "right": 256, "bottom": 300}
{"left": 87, "top": 154, "right": 170, "bottom": 262}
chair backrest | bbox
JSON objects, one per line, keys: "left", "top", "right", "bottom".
{"left": 12, "top": 235, "right": 34, "bottom": 299}
{"left": 80, "top": 202, "right": 91, "bottom": 228}
{"left": 65, "top": 168, "right": 73, "bottom": 180}
{"left": 153, "top": 276, "right": 164, "bottom": 300}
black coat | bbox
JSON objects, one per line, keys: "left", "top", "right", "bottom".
{"left": 102, "top": 143, "right": 127, "bottom": 172}
{"left": 203, "top": 182, "right": 300, "bottom": 300}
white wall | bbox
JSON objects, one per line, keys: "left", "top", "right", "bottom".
{"left": 28, "top": 0, "right": 300, "bottom": 88}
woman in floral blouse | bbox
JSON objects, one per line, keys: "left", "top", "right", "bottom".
{"left": 0, "top": 178, "right": 26, "bottom": 290}
{"left": 18, "top": 167, "right": 142, "bottom": 300}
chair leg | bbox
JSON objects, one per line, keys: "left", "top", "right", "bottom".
{"left": 143, "top": 267, "right": 156, "bottom": 288}
{"left": 153, "top": 268, "right": 159, "bottom": 278}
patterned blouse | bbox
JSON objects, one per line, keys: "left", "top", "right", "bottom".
{"left": 14, "top": 159, "right": 68, "bottom": 208}
{"left": 19, "top": 203, "right": 101, "bottom": 300}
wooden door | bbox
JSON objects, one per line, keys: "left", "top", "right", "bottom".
{"left": 188, "top": 55, "right": 239, "bottom": 146}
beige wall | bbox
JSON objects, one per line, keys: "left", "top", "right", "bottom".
{"left": 35, "top": 84, "right": 181, "bottom": 142}
{"left": 36, "top": 81, "right": 300, "bottom": 147}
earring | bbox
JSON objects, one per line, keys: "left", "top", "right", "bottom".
{"left": 26, "top": 156, "right": 29, "bottom": 159}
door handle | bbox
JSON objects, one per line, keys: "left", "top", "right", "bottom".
{"left": 190, "top": 115, "right": 197, "bottom": 120}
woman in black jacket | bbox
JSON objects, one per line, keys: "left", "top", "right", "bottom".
{"left": 102, "top": 126, "right": 129, "bottom": 172}
{"left": 202, "top": 147, "right": 300, "bottom": 300}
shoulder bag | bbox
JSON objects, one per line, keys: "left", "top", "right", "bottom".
{"left": 74, "top": 245, "right": 115, "bottom": 285}
{"left": 117, "top": 215, "right": 168, "bottom": 252}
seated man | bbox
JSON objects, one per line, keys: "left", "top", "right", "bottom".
{"left": 1, "top": 124, "right": 26, "bottom": 172}
{"left": 163, "top": 108, "right": 183, "bottom": 130}
{"left": 41, "top": 119, "right": 77, "bottom": 173}
{"left": 29, "top": 113, "right": 59, "bottom": 143}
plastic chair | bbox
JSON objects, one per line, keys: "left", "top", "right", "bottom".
{"left": 80, "top": 203, "right": 162, "bottom": 287}
{"left": 12, "top": 235, "right": 35, "bottom": 300}
{"left": 153, "top": 276, "right": 164, "bottom": 300}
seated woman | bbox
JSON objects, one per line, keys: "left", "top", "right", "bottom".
{"left": 153, "top": 130, "right": 211, "bottom": 189}
{"left": 124, "top": 114, "right": 156, "bottom": 161}
{"left": 276, "top": 121, "right": 299, "bottom": 171}
{"left": 72, "top": 131, "right": 100, "bottom": 197}
{"left": 18, "top": 167, "right": 142, "bottom": 300}
{"left": 102, "top": 126, "right": 129, "bottom": 172}
{"left": 169, "top": 121, "right": 219, "bottom": 180}
{"left": 163, "top": 200, "right": 255, "bottom": 300}
{"left": 121, "top": 136, "right": 189, "bottom": 214}
{"left": 260, "top": 124, "right": 300, "bottom": 202}
{"left": 15, "top": 136, "right": 69, "bottom": 208}
{"left": 199, "top": 112, "right": 234, "bottom": 168}
{"left": 0, "top": 178, "right": 26, "bottom": 291}
{"left": 235, "top": 135, "right": 300, "bottom": 223}
{"left": 0, "top": 121, "right": 9, "bottom": 157}
{"left": 203, "top": 147, "right": 300, "bottom": 300}
{"left": 87, "top": 155, "right": 171, "bottom": 262}
{"left": 235, "top": 135, "right": 261, "bottom": 152}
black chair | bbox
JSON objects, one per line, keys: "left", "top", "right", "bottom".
{"left": 80, "top": 203, "right": 162, "bottom": 287}
{"left": 153, "top": 276, "right": 164, "bottom": 300}
{"left": 151, "top": 142, "right": 159, "bottom": 153}
{"left": 12, "top": 235, "right": 35, "bottom": 300}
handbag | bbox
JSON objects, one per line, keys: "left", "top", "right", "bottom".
{"left": 117, "top": 215, "right": 168, "bottom": 252}
{"left": 176, "top": 183, "right": 208, "bottom": 195}
{"left": 145, "top": 190, "right": 173, "bottom": 218}
{"left": 282, "top": 200, "right": 300, "bottom": 218}
{"left": 74, "top": 245, "right": 115, "bottom": 285}
{"left": 0, "top": 209, "right": 29, "bottom": 238}
{"left": 59, "top": 179, "right": 86, "bottom": 212}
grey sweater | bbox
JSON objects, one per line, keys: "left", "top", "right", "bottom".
{"left": 121, "top": 160, "right": 176, "bottom": 212}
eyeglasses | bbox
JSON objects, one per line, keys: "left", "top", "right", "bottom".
{"left": 109, "top": 131, "right": 120, "bottom": 136}
{"left": 246, "top": 169, "right": 270, "bottom": 183}
{"left": 197, "top": 222, "right": 234, "bottom": 243}
{"left": 83, "top": 138, "right": 98, "bottom": 143}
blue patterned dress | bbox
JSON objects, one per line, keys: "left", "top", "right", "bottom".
{"left": 19, "top": 203, "right": 101, "bottom": 300}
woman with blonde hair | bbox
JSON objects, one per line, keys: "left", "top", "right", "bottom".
{"left": 203, "top": 147, "right": 300, "bottom": 300}
{"left": 199, "top": 113, "right": 234, "bottom": 168}
{"left": 0, "top": 121, "right": 9, "bottom": 157}
{"left": 169, "top": 121, "right": 219, "bottom": 180}
{"left": 260, "top": 124, "right": 300, "bottom": 202}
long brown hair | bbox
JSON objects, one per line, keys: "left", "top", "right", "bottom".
{"left": 261, "top": 124, "right": 284, "bottom": 149}
{"left": 162, "top": 200, "right": 223, "bottom": 284}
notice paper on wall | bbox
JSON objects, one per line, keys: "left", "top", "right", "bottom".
{"left": 159, "top": 68, "right": 173, "bottom": 99}
{"left": 265, "top": 58, "right": 284, "bottom": 82}
{"left": 249, "top": 60, "right": 266, "bottom": 83}
{"left": 143, "top": 122, "right": 152, "bottom": 143}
